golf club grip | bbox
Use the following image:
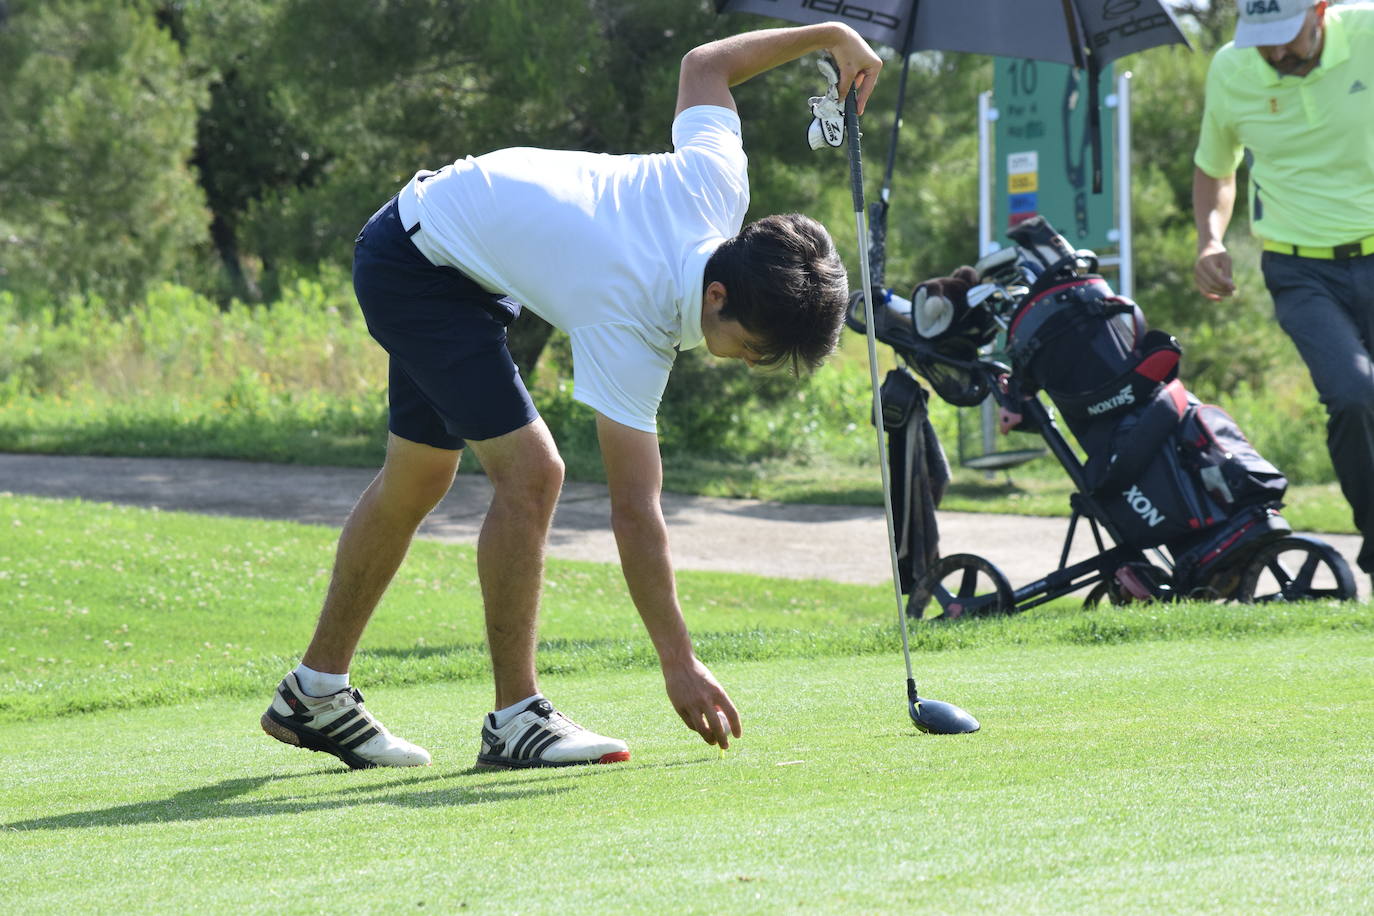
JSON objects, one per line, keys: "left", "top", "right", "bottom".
{"left": 844, "top": 89, "right": 863, "bottom": 213}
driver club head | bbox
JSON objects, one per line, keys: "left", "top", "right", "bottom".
{"left": 910, "top": 696, "right": 980, "bottom": 735}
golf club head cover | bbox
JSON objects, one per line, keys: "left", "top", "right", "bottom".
{"left": 912, "top": 266, "right": 978, "bottom": 340}
{"left": 807, "top": 55, "right": 844, "bottom": 150}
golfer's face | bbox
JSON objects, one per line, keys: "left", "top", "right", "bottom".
{"left": 709, "top": 321, "right": 766, "bottom": 367}
{"left": 1259, "top": 8, "right": 1323, "bottom": 75}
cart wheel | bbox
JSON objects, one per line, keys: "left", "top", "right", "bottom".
{"left": 1234, "top": 536, "right": 1357, "bottom": 604}
{"left": 909, "top": 553, "right": 1015, "bottom": 620}
{"left": 1082, "top": 562, "right": 1175, "bottom": 608}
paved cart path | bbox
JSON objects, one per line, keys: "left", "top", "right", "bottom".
{"left": 1, "top": 453, "right": 1363, "bottom": 598}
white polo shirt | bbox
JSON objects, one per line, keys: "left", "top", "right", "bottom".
{"left": 402, "top": 105, "right": 750, "bottom": 433}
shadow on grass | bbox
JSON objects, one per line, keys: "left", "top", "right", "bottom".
{"left": 3, "top": 768, "right": 569, "bottom": 832}
{"left": 4, "top": 754, "right": 721, "bottom": 833}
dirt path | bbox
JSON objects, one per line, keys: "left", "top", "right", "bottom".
{"left": 3, "top": 453, "right": 1363, "bottom": 597}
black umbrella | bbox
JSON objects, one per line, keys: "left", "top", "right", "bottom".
{"left": 717, "top": 0, "right": 1190, "bottom": 281}
{"left": 716, "top": 0, "right": 1188, "bottom": 66}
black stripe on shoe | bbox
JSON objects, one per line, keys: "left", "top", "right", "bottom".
{"left": 340, "top": 726, "right": 379, "bottom": 750}
{"left": 328, "top": 713, "right": 370, "bottom": 742}
{"left": 512, "top": 724, "right": 544, "bottom": 759}
{"left": 526, "top": 731, "right": 562, "bottom": 761}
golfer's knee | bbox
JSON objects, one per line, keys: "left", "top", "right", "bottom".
{"left": 495, "top": 452, "right": 564, "bottom": 518}
{"left": 523, "top": 451, "right": 566, "bottom": 510}
{"left": 379, "top": 458, "right": 459, "bottom": 519}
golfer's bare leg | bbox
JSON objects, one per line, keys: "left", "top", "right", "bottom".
{"left": 301, "top": 433, "right": 460, "bottom": 673}
{"left": 467, "top": 418, "right": 564, "bottom": 710}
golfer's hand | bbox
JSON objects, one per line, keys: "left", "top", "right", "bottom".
{"left": 827, "top": 24, "right": 883, "bottom": 115}
{"left": 663, "top": 654, "right": 741, "bottom": 748}
{"left": 1195, "top": 244, "right": 1236, "bottom": 301}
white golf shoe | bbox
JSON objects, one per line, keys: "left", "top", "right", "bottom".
{"left": 261, "top": 673, "right": 431, "bottom": 769}
{"left": 476, "top": 697, "right": 630, "bottom": 769}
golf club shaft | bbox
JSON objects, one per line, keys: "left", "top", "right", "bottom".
{"left": 844, "top": 90, "right": 916, "bottom": 688}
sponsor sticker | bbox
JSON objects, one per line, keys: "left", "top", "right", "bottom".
{"left": 1007, "top": 151, "right": 1038, "bottom": 173}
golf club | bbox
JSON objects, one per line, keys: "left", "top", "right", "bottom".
{"left": 842, "top": 87, "right": 979, "bottom": 736}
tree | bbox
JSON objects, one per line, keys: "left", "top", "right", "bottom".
{"left": 1170, "top": 2, "right": 1239, "bottom": 51}
{"left": 0, "top": 0, "right": 208, "bottom": 307}
{"left": 192, "top": 0, "right": 727, "bottom": 372}
{"left": 3, "top": 0, "right": 1256, "bottom": 397}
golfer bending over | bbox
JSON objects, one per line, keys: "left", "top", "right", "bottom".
{"left": 261, "top": 22, "right": 882, "bottom": 769}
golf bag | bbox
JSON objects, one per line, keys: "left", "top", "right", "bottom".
{"left": 856, "top": 214, "right": 1354, "bottom": 613}
{"left": 999, "top": 217, "right": 1288, "bottom": 563}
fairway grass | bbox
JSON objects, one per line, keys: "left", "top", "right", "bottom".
{"left": 4, "top": 635, "right": 1373, "bottom": 914}
{"left": 5, "top": 495, "right": 1373, "bottom": 912}
{"left": 5, "top": 494, "right": 1373, "bottom": 725}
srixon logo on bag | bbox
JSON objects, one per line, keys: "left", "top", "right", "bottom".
{"left": 1086, "top": 384, "right": 1135, "bottom": 416}
{"left": 1123, "top": 485, "right": 1166, "bottom": 527}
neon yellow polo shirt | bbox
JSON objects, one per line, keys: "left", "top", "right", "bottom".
{"left": 1194, "top": 3, "right": 1374, "bottom": 247}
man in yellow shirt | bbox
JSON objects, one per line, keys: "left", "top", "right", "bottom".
{"left": 1194, "top": 0, "right": 1374, "bottom": 575}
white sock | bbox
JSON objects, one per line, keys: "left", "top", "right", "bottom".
{"left": 492, "top": 694, "right": 544, "bottom": 728}
{"left": 294, "top": 663, "right": 349, "bottom": 698}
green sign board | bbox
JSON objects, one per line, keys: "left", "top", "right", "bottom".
{"left": 993, "top": 58, "right": 1116, "bottom": 250}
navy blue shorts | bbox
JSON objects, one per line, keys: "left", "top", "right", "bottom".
{"left": 352, "top": 197, "right": 538, "bottom": 450}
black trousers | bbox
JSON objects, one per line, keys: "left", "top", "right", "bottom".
{"left": 1263, "top": 249, "right": 1374, "bottom": 572}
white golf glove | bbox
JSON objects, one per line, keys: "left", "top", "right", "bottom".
{"left": 807, "top": 56, "right": 845, "bottom": 150}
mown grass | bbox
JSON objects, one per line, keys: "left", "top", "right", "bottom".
{"left": 4, "top": 495, "right": 1372, "bottom": 911}
{"left": 3, "top": 493, "right": 1370, "bottom": 725}
{"left": 3, "top": 637, "right": 1372, "bottom": 913}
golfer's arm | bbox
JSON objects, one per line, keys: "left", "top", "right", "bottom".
{"left": 1193, "top": 167, "right": 1236, "bottom": 254}
{"left": 676, "top": 21, "right": 876, "bottom": 115}
{"left": 595, "top": 414, "right": 695, "bottom": 667}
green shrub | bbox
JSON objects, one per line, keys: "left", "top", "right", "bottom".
{"left": 1219, "top": 375, "right": 1332, "bottom": 486}
{"left": 0, "top": 276, "right": 1339, "bottom": 492}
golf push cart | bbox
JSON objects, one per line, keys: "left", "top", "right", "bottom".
{"left": 848, "top": 215, "right": 1359, "bottom": 619}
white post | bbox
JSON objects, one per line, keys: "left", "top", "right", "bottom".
{"left": 978, "top": 90, "right": 996, "bottom": 256}
{"left": 1117, "top": 71, "right": 1133, "bottom": 298}
{"left": 977, "top": 90, "right": 998, "bottom": 474}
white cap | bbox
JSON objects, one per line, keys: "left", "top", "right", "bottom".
{"left": 1233, "top": 0, "right": 1315, "bottom": 49}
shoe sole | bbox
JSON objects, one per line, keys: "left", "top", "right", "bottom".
{"left": 473, "top": 750, "right": 631, "bottom": 770}
{"left": 260, "top": 710, "right": 379, "bottom": 770}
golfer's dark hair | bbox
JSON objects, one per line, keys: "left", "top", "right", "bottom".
{"left": 704, "top": 213, "right": 849, "bottom": 373}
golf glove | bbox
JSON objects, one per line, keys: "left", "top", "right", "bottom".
{"left": 807, "top": 56, "right": 844, "bottom": 150}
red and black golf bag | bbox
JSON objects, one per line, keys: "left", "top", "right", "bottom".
{"left": 1000, "top": 218, "right": 1289, "bottom": 580}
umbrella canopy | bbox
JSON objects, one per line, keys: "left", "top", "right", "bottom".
{"left": 713, "top": 0, "right": 1189, "bottom": 69}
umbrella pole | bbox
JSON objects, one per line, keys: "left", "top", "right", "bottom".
{"left": 871, "top": 5, "right": 920, "bottom": 291}
{"left": 878, "top": 5, "right": 919, "bottom": 204}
